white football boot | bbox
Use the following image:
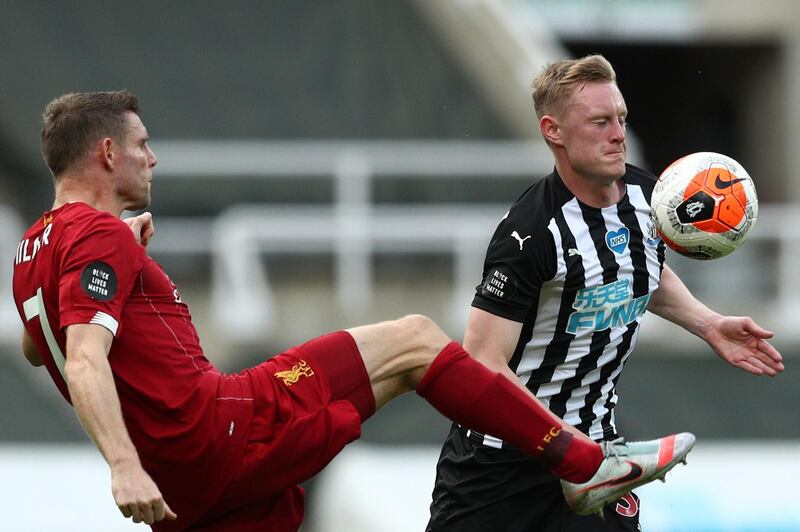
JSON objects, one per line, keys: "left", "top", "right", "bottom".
{"left": 561, "top": 432, "right": 696, "bottom": 516}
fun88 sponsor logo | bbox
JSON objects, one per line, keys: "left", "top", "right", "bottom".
{"left": 566, "top": 278, "right": 650, "bottom": 334}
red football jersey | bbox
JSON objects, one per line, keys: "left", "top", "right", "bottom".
{"left": 12, "top": 202, "right": 254, "bottom": 526}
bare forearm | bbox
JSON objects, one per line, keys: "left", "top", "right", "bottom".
{"left": 65, "top": 337, "right": 175, "bottom": 524}
{"left": 66, "top": 353, "right": 140, "bottom": 469}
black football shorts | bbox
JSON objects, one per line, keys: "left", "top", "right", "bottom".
{"left": 426, "top": 424, "right": 641, "bottom": 532}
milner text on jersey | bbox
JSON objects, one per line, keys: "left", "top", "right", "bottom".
{"left": 15, "top": 224, "right": 53, "bottom": 265}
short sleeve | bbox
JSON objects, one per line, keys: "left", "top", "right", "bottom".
{"left": 471, "top": 214, "right": 556, "bottom": 323}
{"left": 58, "top": 215, "right": 146, "bottom": 336}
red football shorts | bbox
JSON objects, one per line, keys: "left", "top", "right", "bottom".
{"left": 190, "top": 331, "right": 375, "bottom": 531}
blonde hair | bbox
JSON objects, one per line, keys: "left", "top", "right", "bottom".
{"left": 532, "top": 55, "right": 617, "bottom": 120}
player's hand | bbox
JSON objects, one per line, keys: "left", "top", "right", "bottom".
{"left": 706, "top": 315, "right": 784, "bottom": 376}
{"left": 124, "top": 212, "right": 155, "bottom": 247}
{"left": 111, "top": 462, "right": 177, "bottom": 525}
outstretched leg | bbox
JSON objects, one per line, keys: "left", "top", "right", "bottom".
{"left": 346, "top": 314, "right": 602, "bottom": 483}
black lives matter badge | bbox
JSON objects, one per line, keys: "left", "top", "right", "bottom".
{"left": 479, "top": 266, "right": 516, "bottom": 302}
{"left": 80, "top": 262, "right": 118, "bottom": 301}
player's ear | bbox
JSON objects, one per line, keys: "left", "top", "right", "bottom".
{"left": 99, "top": 137, "right": 115, "bottom": 171}
{"left": 540, "top": 115, "right": 562, "bottom": 146}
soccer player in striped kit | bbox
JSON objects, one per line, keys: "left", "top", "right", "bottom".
{"left": 427, "top": 54, "right": 784, "bottom": 531}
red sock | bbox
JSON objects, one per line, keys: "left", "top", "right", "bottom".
{"left": 417, "top": 342, "right": 602, "bottom": 483}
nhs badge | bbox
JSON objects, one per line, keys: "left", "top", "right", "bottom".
{"left": 605, "top": 227, "right": 629, "bottom": 254}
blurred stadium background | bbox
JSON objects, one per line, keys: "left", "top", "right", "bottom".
{"left": 1, "top": 0, "right": 799, "bottom": 530}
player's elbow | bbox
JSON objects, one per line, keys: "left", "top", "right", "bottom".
{"left": 63, "top": 348, "right": 100, "bottom": 389}
{"left": 23, "top": 349, "right": 44, "bottom": 367}
{"left": 21, "top": 331, "right": 44, "bottom": 367}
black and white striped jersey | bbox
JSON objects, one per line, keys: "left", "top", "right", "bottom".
{"left": 471, "top": 164, "right": 665, "bottom": 445}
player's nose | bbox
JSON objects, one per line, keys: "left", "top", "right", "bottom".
{"left": 610, "top": 121, "right": 626, "bottom": 143}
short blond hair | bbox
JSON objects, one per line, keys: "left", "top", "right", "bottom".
{"left": 532, "top": 55, "right": 617, "bottom": 120}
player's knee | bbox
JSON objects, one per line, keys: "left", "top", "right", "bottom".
{"left": 393, "top": 315, "right": 451, "bottom": 389}
{"left": 395, "top": 314, "right": 449, "bottom": 355}
{"left": 355, "top": 314, "right": 451, "bottom": 395}
{"left": 396, "top": 313, "right": 437, "bottom": 333}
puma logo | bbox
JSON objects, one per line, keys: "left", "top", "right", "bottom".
{"left": 511, "top": 231, "right": 532, "bottom": 251}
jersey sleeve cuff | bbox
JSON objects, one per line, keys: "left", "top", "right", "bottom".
{"left": 89, "top": 311, "right": 119, "bottom": 336}
{"left": 61, "top": 310, "right": 121, "bottom": 337}
{"left": 471, "top": 296, "right": 527, "bottom": 323}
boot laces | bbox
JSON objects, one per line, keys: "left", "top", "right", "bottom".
{"left": 601, "top": 437, "right": 626, "bottom": 459}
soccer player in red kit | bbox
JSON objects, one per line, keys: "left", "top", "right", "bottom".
{"left": 12, "top": 91, "right": 695, "bottom": 531}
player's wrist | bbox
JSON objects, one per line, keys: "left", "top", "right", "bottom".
{"left": 107, "top": 449, "right": 143, "bottom": 473}
{"left": 694, "top": 310, "right": 724, "bottom": 341}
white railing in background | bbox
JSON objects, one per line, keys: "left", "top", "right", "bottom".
{"left": 209, "top": 204, "right": 504, "bottom": 340}
{"left": 152, "top": 140, "right": 553, "bottom": 341}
